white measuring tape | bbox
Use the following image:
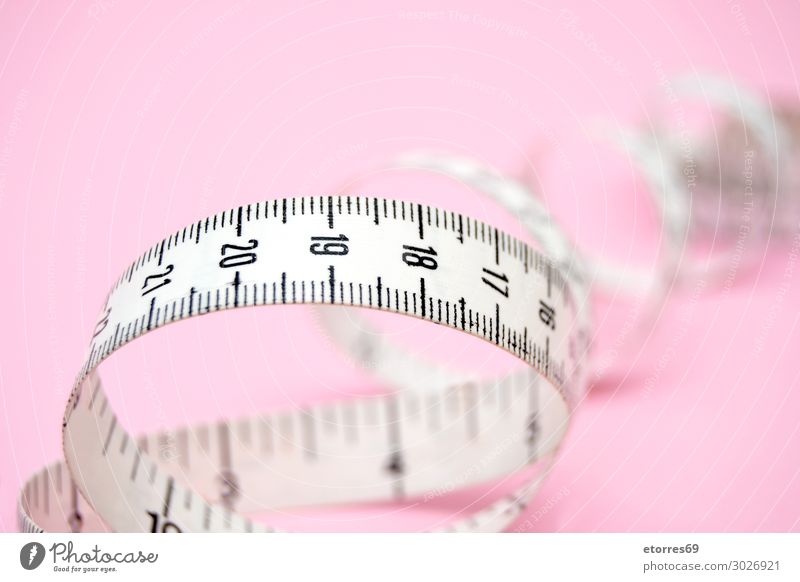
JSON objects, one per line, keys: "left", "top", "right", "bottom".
{"left": 19, "top": 195, "right": 585, "bottom": 533}
{"left": 604, "top": 74, "right": 800, "bottom": 287}
{"left": 668, "top": 74, "right": 800, "bottom": 238}
{"left": 324, "top": 151, "right": 592, "bottom": 395}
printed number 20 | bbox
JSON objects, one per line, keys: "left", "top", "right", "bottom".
{"left": 219, "top": 239, "right": 258, "bottom": 268}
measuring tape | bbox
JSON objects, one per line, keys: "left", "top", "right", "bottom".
{"left": 602, "top": 74, "right": 800, "bottom": 291}
{"left": 19, "top": 195, "right": 584, "bottom": 533}
{"left": 321, "top": 151, "right": 592, "bottom": 398}
{"left": 668, "top": 74, "right": 799, "bottom": 237}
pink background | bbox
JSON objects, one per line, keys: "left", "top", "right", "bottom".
{"left": 1, "top": 0, "right": 799, "bottom": 532}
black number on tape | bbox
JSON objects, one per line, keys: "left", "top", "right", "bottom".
{"left": 539, "top": 299, "right": 556, "bottom": 330}
{"left": 219, "top": 239, "right": 258, "bottom": 268}
{"left": 310, "top": 234, "right": 349, "bottom": 255}
{"left": 92, "top": 307, "right": 112, "bottom": 338}
{"left": 141, "top": 264, "right": 174, "bottom": 296}
{"left": 402, "top": 244, "right": 438, "bottom": 270}
{"left": 481, "top": 267, "right": 509, "bottom": 298}
{"left": 146, "top": 511, "right": 182, "bottom": 533}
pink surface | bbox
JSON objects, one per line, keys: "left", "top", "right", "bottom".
{"left": 1, "top": 0, "right": 799, "bottom": 532}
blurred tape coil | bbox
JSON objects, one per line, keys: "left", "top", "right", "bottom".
{"left": 19, "top": 194, "right": 588, "bottom": 533}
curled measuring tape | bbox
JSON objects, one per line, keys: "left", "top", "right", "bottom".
{"left": 668, "top": 74, "right": 800, "bottom": 238}
{"left": 322, "top": 151, "right": 592, "bottom": 398}
{"left": 602, "top": 74, "right": 800, "bottom": 291}
{"left": 19, "top": 196, "right": 583, "bottom": 533}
